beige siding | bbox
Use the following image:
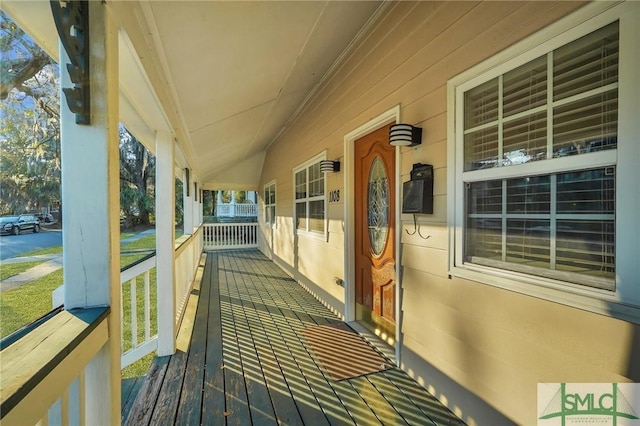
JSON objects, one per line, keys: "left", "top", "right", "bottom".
{"left": 259, "top": 2, "right": 638, "bottom": 424}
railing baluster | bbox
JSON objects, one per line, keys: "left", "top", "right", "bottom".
{"left": 120, "top": 282, "right": 124, "bottom": 351}
{"left": 121, "top": 254, "right": 158, "bottom": 368}
{"left": 144, "top": 270, "right": 151, "bottom": 342}
{"left": 67, "top": 376, "right": 81, "bottom": 425}
{"left": 202, "top": 223, "right": 258, "bottom": 250}
{"left": 79, "top": 371, "right": 86, "bottom": 426}
{"left": 49, "top": 398, "right": 62, "bottom": 424}
{"left": 130, "top": 278, "right": 137, "bottom": 349}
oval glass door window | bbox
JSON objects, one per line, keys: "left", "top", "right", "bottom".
{"left": 368, "top": 156, "right": 389, "bottom": 256}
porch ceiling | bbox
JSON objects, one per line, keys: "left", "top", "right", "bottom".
{"left": 2, "top": 1, "right": 384, "bottom": 191}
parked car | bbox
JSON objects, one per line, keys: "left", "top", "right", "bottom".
{"left": 0, "top": 215, "right": 40, "bottom": 235}
{"left": 37, "top": 213, "right": 54, "bottom": 223}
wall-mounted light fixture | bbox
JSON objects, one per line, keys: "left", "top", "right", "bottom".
{"left": 320, "top": 160, "right": 341, "bottom": 173}
{"left": 389, "top": 124, "right": 422, "bottom": 147}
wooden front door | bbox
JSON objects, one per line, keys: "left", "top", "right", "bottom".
{"left": 354, "top": 124, "right": 396, "bottom": 339}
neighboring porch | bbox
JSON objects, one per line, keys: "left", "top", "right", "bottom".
{"left": 213, "top": 190, "right": 258, "bottom": 220}
{"left": 123, "top": 250, "right": 465, "bottom": 426}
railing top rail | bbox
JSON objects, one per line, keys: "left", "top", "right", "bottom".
{"left": 0, "top": 306, "right": 64, "bottom": 351}
{"left": 1, "top": 307, "right": 110, "bottom": 419}
{"left": 175, "top": 225, "right": 203, "bottom": 257}
{"left": 120, "top": 251, "right": 156, "bottom": 273}
{"left": 202, "top": 222, "right": 258, "bottom": 228}
{"left": 120, "top": 254, "right": 157, "bottom": 283}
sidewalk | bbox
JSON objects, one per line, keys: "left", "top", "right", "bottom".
{"left": 0, "top": 229, "right": 156, "bottom": 292}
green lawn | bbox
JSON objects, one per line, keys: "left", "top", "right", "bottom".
{"left": 0, "top": 260, "right": 46, "bottom": 281}
{"left": 20, "top": 245, "right": 63, "bottom": 257}
{"left": 121, "top": 234, "right": 157, "bottom": 252}
{"left": 0, "top": 269, "right": 64, "bottom": 337}
{"left": 121, "top": 256, "right": 158, "bottom": 380}
{"left": 122, "top": 352, "right": 155, "bottom": 379}
{"left": 0, "top": 228, "right": 187, "bottom": 379}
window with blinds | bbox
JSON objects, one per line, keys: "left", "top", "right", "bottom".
{"left": 264, "top": 181, "right": 276, "bottom": 226}
{"left": 294, "top": 159, "right": 325, "bottom": 234}
{"left": 461, "top": 21, "right": 619, "bottom": 290}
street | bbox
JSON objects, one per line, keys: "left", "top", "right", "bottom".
{"left": 0, "top": 229, "right": 62, "bottom": 260}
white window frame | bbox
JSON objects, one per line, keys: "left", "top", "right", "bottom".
{"left": 293, "top": 152, "right": 327, "bottom": 239}
{"left": 263, "top": 180, "right": 276, "bottom": 228}
{"left": 447, "top": 2, "right": 640, "bottom": 323}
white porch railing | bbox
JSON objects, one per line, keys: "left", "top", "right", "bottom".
{"left": 216, "top": 203, "right": 257, "bottom": 217}
{"left": 202, "top": 222, "right": 258, "bottom": 250}
{"left": 1, "top": 227, "right": 207, "bottom": 424}
{"left": 0, "top": 307, "right": 110, "bottom": 425}
{"left": 174, "top": 227, "right": 203, "bottom": 325}
{"left": 120, "top": 254, "right": 158, "bottom": 369}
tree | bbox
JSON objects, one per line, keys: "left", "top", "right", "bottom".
{"left": 1, "top": 13, "right": 158, "bottom": 228}
{"left": 175, "top": 178, "right": 183, "bottom": 227}
{"left": 0, "top": 11, "right": 60, "bottom": 215}
{"left": 203, "top": 190, "right": 215, "bottom": 216}
{"left": 119, "top": 127, "right": 155, "bottom": 227}
{"left": 0, "top": 11, "right": 53, "bottom": 100}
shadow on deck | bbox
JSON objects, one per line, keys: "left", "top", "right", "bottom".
{"left": 122, "top": 250, "right": 465, "bottom": 425}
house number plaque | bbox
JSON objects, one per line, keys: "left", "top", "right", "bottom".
{"left": 329, "top": 190, "right": 340, "bottom": 203}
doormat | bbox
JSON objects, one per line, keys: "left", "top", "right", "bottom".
{"left": 302, "top": 323, "right": 392, "bottom": 381}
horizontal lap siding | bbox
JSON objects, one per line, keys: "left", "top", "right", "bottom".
{"left": 402, "top": 268, "right": 634, "bottom": 422}
{"left": 256, "top": 2, "right": 640, "bottom": 425}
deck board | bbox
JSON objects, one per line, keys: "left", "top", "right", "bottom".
{"left": 227, "top": 254, "right": 321, "bottom": 425}
{"left": 202, "top": 254, "right": 226, "bottom": 423}
{"left": 121, "top": 376, "right": 144, "bottom": 424}
{"left": 223, "top": 256, "right": 279, "bottom": 426}
{"left": 174, "top": 256, "right": 211, "bottom": 426}
{"left": 124, "top": 249, "right": 466, "bottom": 426}
{"left": 124, "top": 355, "right": 170, "bottom": 426}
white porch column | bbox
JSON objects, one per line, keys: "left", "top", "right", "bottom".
{"left": 156, "top": 131, "right": 176, "bottom": 356}
{"left": 200, "top": 189, "right": 204, "bottom": 224}
{"left": 194, "top": 182, "right": 200, "bottom": 226}
{"left": 60, "top": 2, "right": 120, "bottom": 424}
{"left": 231, "top": 190, "right": 236, "bottom": 216}
{"left": 196, "top": 186, "right": 202, "bottom": 225}
{"left": 183, "top": 169, "right": 193, "bottom": 235}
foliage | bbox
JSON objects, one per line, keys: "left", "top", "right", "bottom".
{"left": 0, "top": 12, "right": 60, "bottom": 215}
{"left": 175, "top": 177, "right": 184, "bottom": 226}
{"left": 0, "top": 11, "right": 53, "bottom": 100}
{"left": 203, "top": 189, "right": 215, "bottom": 216}
{"left": 1, "top": 13, "right": 157, "bottom": 225}
{"left": 220, "top": 190, "right": 249, "bottom": 204}
{"left": 120, "top": 127, "right": 156, "bottom": 228}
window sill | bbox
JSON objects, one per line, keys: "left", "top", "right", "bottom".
{"left": 449, "top": 263, "right": 640, "bottom": 325}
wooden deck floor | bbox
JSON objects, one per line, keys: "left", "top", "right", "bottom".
{"left": 123, "top": 250, "right": 465, "bottom": 426}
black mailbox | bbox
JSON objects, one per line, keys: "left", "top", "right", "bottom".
{"left": 402, "top": 163, "right": 433, "bottom": 214}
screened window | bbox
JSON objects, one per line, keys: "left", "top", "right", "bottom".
{"left": 264, "top": 181, "right": 276, "bottom": 226}
{"left": 294, "top": 156, "right": 325, "bottom": 234}
{"left": 459, "top": 21, "right": 619, "bottom": 290}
